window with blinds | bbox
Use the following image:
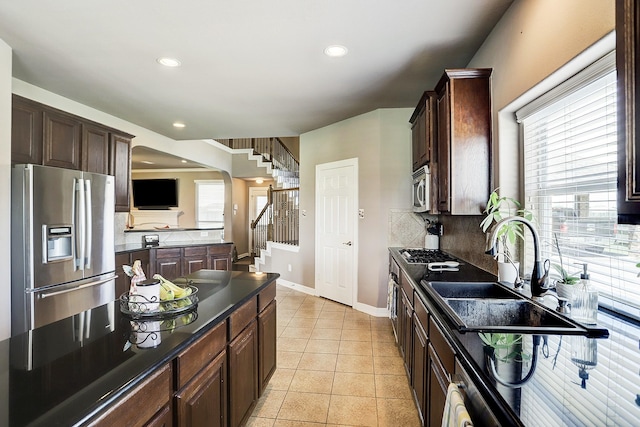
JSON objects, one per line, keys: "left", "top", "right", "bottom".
{"left": 195, "top": 180, "right": 224, "bottom": 228}
{"left": 518, "top": 51, "right": 640, "bottom": 316}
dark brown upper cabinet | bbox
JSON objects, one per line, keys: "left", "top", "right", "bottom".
{"left": 11, "top": 95, "right": 43, "bottom": 165}
{"left": 410, "top": 91, "right": 436, "bottom": 172}
{"left": 617, "top": 0, "right": 640, "bottom": 224}
{"left": 11, "top": 94, "right": 134, "bottom": 212}
{"left": 435, "top": 69, "right": 492, "bottom": 215}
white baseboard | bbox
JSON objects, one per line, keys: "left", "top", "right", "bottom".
{"left": 276, "top": 279, "right": 318, "bottom": 296}
{"left": 354, "top": 302, "right": 391, "bottom": 318}
{"left": 277, "top": 280, "right": 390, "bottom": 318}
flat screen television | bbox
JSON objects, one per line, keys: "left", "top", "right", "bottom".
{"left": 131, "top": 178, "right": 179, "bottom": 209}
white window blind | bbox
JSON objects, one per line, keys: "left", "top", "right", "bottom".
{"left": 195, "top": 180, "right": 224, "bottom": 228}
{"left": 518, "top": 51, "right": 640, "bottom": 315}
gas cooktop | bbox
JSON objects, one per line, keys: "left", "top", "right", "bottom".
{"left": 400, "top": 249, "right": 459, "bottom": 268}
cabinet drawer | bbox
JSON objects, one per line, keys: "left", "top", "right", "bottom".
{"left": 208, "top": 244, "right": 233, "bottom": 256}
{"left": 175, "top": 320, "right": 227, "bottom": 389}
{"left": 155, "top": 248, "right": 182, "bottom": 259}
{"left": 258, "top": 282, "right": 276, "bottom": 312}
{"left": 414, "top": 295, "right": 429, "bottom": 331}
{"left": 429, "top": 319, "right": 455, "bottom": 376}
{"left": 89, "top": 363, "right": 172, "bottom": 427}
{"left": 183, "top": 246, "right": 207, "bottom": 257}
{"left": 400, "top": 271, "right": 413, "bottom": 307}
{"left": 229, "top": 298, "right": 257, "bottom": 340}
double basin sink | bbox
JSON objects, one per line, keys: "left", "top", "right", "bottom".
{"left": 421, "top": 281, "right": 609, "bottom": 338}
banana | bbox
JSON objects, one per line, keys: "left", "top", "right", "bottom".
{"left": 153, "top": 274, "right": 192, "bottom": 300}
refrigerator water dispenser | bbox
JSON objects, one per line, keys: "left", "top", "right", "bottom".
{"left": 44, "top": 225, "right": 73, "bottom": 262}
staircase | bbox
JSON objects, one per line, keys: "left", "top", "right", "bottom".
{"left": 216, "top": 137, "right": 300, "bottom": 258}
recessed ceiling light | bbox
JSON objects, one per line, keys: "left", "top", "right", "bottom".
{"left": 256, "top": 178, "right": 264, "bottom": 184}
{"left": 173, "top": 122, "right": 186, "bottom": 128}
{"left": 181, "top": 159, "right": 187, "bottom": 164}
{"left": 141, "top": 160, "right": 155, "bottom": 165}
{"left": 157, "top": 57, "right": 181, "bottom": 67}
{"left": 324, "top": 45, "right": 348, "bottom": 57}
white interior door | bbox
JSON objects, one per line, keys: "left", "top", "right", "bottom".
{"left": 315, "top": 158, "right": 358, "bottom": 306}
{"left": 249, "top": 187, "right": 268, "bottom": 254}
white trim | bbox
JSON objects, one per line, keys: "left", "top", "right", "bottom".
{"left": 276, "top": 279, "right": 318, "bottom": 296}
{"left": 204, "top": 139, "right": 274, "bottom": 174}
{"left": 315, "top": 158, "right": 359, "bottom": 307}
{"left": 253, "top": 241, "right": 299, "bottom": 272}
{"left": 353, "top": 302, "right": 390, "bottom": 318}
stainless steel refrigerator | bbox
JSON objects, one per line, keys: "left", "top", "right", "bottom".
{"left": 11, "top": 164, "right": 116, "bottom": 335}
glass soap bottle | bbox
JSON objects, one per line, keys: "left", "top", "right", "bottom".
{"left": 571, "top": 263, "right": 598, "bottom": 324}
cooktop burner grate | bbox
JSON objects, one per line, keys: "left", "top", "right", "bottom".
{"left": 400, "top": 249, "right": 458, "bottom": 264}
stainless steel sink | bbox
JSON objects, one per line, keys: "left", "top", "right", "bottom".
{"left": 421, "top": 281, "right": 609, "bottom": 338}
{"left": 427, "top": 282, "right": 520, "bottom": 299}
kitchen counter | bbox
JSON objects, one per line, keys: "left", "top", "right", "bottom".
{"left": 389, "top": 248, "right": 640, "bottom": 426}
{"left": 115, "top": 240, "right": 232, "bottom": 254}
{"left": 1, "top": 269, "right": 279, "bottom": 427}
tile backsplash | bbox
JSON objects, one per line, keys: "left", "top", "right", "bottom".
{"left": 388, "top": 209, "right": 436, "bottom": 248}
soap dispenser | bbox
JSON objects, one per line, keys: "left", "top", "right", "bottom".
{"left": 571, "top": 263, "right": 598, "bottom": 324}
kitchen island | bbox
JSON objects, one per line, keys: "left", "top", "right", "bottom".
{"left": 390, "top": 247, "right": 640, "bottom": 426}
{"left": 1, "top": 269, "right": 279, "bottom": 427}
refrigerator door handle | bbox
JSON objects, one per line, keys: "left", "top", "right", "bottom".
{"left": 76, "top": 178, "right": 86, "bottom": 272}
{"left": 35, "top": 275, "right": 117, "bottom": 299}
{"left": 84, "top": 179, "right": 92, "bottom": 269}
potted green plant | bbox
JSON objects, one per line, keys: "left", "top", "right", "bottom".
{"left": 480, "top": 189, "right": 533, "bottom": 283}
{"left": 551, "top": 234, "right": 580, "bottom": 300}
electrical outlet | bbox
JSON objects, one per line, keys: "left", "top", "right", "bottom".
{"left": 358, "top": 209, "right": 364, "bottom": 219}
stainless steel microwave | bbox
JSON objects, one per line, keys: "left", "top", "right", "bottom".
{"left": 412, "top": 165, "right": 430, "bottom": 212}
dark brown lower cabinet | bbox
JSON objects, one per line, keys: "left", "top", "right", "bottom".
{"left": 229, "top": 320, "right": 259, "bottom": 427}
{"left": 175, "top": 350, "right": 227, "bottom": 427}
{"left": 411, "top": 313, "right": 428, "bottom": 424}
{"left": 258, "top": 300, "right": 277, "bottom": 394}
{"left": 428, "top": 344, "right": 448, "bottom": 427}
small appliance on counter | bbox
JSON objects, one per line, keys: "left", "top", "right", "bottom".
{"left": 425, "top": 221, "right": 442, "bottom": 250}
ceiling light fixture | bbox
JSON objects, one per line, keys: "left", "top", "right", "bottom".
{"left": 157, "top": 57, "right": 181, "bottom": 67}
{"left": 181, "top": 160, "right": 187, "bottom": 164}
{"left": 256, "top": 178, "right": 264, "bottom": 184}
{"left": 324, "top": 45, "right": 348, "bottom": 57}
{"left": 173, "top": 122, "right": 186, "bottom": 128}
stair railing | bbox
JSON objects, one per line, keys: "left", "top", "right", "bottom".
{"left": 251, "top": 185, "right": 299, "bottom": 255}
{"left": 217, "top": 137, "right": 299, "bottom": 178}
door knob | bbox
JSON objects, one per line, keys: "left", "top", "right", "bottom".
{"left": 343, "top": 241, "right": 352, "bottom": 246}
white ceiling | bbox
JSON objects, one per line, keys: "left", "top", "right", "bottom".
{"left": 0, "top": 0, "right": 512, "bottom": 141}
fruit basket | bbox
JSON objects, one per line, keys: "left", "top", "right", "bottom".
{"left": 119, "top": 285, "right": 199, "bottom": 319}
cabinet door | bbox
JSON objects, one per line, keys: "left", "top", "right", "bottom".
{"left": 258, "top": 300, "right": 277, "bottom": 394}
{"left": 110, "top": 133, "right": 132, "bottom": 212}
{"left": 43, "top": 109, "right": 82, "bottom": 170}
{"left": 115, "top": 252, "right": 131, "bottom": 297}
{"left": 208, "top": 244, "right": 233, "bottom": 271}
{"left": 412, "top": 312, "right": 428, "bottom": 424}
{"left": 411, "top": 106, "right": 428, "bottom": 171}
{"left": 401, "top": 290, "right": 413, "bottom": 378}
{"left": 228, "top": 321, "right": 259, "bottom": 427}
{"left": 11, "top": 95, "right": 43, "bottom": 165}
{"left": 428, "top": 344, "right": 449, "bottom": 427}
{"left": 616, "top": 0, "right": 640, "bottom": 223}
{"left": 132, "top": 249, "right": 152, "bottom": 279}
{"left": 175, "top": 350, "right": 227, "bottom": 427}
{"left": 436, "top": 84, "right": 451, "bottom": 213}
{"left": 82, "top": 123, "right": 110, "bottom": 174}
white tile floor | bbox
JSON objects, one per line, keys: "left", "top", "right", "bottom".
{"left": 246, "top": 284, "right": 421, "bottom": 427}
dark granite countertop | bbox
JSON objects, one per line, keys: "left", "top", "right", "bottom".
{"left": 389, "top": 247, "right": 640, "bottom": 426}
{"left": 1, "top": 270, "right": 279, "bottom": 427}
{"left": 115, "top": 240, "right": 233, "bottom": 254}
{"left": 124, "top": 227, "right": 224, "bottom": 233}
